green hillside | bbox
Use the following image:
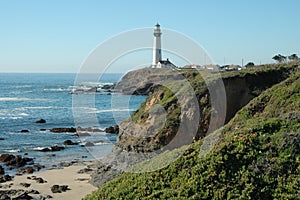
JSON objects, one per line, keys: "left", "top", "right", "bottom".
{"left": 85, "top": 65, "right": 300, "bottom": 199}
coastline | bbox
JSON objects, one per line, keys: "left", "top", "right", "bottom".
{"left": 0, "top": 161, "right": 97, "bottom": 200}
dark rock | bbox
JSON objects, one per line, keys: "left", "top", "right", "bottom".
{"left": 51, "top": 146, "right": 65, "bottom": 151}
{"left": 39, "top": 146, "right": 65, "bottom": 152}
{"left": 50, "top": 127, "right": 76, "bottom": 133}
{"left": 0, "top": 138, "right": 5, "bottom": 140}
{"left": 63, "top": 140, "right": 78, "bottom": 145}
{"left": 104, "top": 125, "right": 119, "bottom": 134}
{"left": 76, "top": 127, "right": 104, "bottom": 132}
{"left": 35, "top": 119, "right": 46, "bottom": 123}
{"left": 0, "top": 154, "right": 34, "bottom": 168}
{"left": 27, "top": 176, "right": 47, "bottom": 183}
{"left": 20, "top": 130, "right": 29, "bottom": 133}
{"left": 0, "top": 165, "right": 4, "bottom": 175}
{"left": 17, "top": 167, "right": 34, "bottom": 175}
{"left": 50, "top": 184, "right": 70, "bottom": 193}
{"left": 0, "top": 175, "right": 12, "bottom": 183}
{"left": 84, "top": 142, "right": 94, "bottom": 147}
{"left": 0, "top": 154, "right": 15, "bottom": 162}
{"left": 36, "top": 195, "right": 53, "bottom": 200}
{"left": 40, "top": 129, "right": 46, "bottom": 131}
{"left": 77, "top": 168, "right": 93, "bottom": 174}
{"left": 35, "top": 177, "right": 47, "bottom": 184}
{"left": 19, "top": 182, "right": 31, "bottom": 188}
{"left": 0, "top": 190, "right": 31, "bottom": 199}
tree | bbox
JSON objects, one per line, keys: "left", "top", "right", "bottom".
{"left": 288, "top": 54, "right": 299, "bottom": 61}
{"left": 245, "top": 62, "right": 255, "bottom": 68}
{"left": 272, "top": 54, "right": 287, "bottom": 63}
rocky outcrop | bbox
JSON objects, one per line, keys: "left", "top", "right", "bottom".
{"left": 104, "top": 125, "right": 119, "bottom": 134}
{"left": 17, "top": 164, "right": 44, "bottom": 175}
{"left": 0, "top": 175, "right": 12, "bottom": 183}
{"left": 116, "top": 68, "right": 184, "bottom": 95}
{"left": 0, "top": 154, "right": 34, "bottom": 168}
{"left": 50, "top": 127, "right": 76, "bottom": 133}
{"left": 0, "top": 189, "right": 33, "bottom": 199}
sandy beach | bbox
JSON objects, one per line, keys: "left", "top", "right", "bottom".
{"left": 0, "top": 162, "right": 97, "bottom": 200}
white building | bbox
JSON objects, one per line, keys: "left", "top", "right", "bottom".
{"left": 151, "top": 23, "right": 176, "bottom": 69}
{"left": 157, "top": 58, "right": 177, "bottom": 69}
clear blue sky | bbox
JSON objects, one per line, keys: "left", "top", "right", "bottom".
{"left": 0, "top": 0, "right": 299, "bottom": 73}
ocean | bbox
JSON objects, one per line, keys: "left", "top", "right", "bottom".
{"left": 0, "top": 73, "right": 146, "bottom": 172}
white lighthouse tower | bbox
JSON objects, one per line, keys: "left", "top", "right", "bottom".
{"left": 152, "top": 23, "right": 162, "bottom": 67}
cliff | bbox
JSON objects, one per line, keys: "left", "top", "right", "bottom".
{"left": 116, "top": 63, "right": 297, "bottom": 152}
{"left": 85, "top": 62, "right": 300, "bottom": 199}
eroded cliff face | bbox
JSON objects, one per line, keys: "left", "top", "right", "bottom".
{"left": 116, "top": 64, "right": 297, "bottom": 152}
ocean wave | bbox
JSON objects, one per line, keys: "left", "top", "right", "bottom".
{"left": 0, "top": 110, "right": 29, "bottom": 119}
{"left": 43, "top": 88, "right": 70, "bottom": 92}
{"left": 4, "top": 149, "right": 21, "bottom": 153}
{"left": 9, "top": 90, "right": 33, "bottom": 95}
{"left": 15, "top": 85, "right": 32, "bottom": 88}
{"left": 0, "top": 97, "right": 53, "bottom": 102}
{"left": 32, "top": 146, "right": 48, "bottom": 151}
{"left": 87, "top": 108, "right": 135, "bottom": 114}
{"left": 78, "top": 82, "right": 111, "bottom": 87}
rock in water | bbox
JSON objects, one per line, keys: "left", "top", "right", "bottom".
{"left": 35, "top": 119, "right": 46, "bottom": 123}
{"left": 84, "top": 142, "right": 94, "bottom": 147}
{"left": 50, "top": 127, "right": 76, "bottom": 133}
{"left": 104, "top": 125, "right": 119, "bottom": 134}
{"left": 38, "top": 146, "right": 65, "bottom": 152}
{"left": 63, "top": 140, "right": 78, "bottom": 145}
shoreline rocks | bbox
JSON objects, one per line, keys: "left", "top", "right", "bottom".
{"left": 0, "top": 154, "right": 34, "bottom": 168}
{"left": 104, "top": 125, "right": 119, "bottom": 134}
{"left": 51, "top": 184, "right": 70, "bottom": 193}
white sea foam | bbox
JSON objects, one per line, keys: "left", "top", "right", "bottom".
{"left": 15, "top": 85, "right": 32, "bottom": 88}
{"left": 0, "top": 97, "right": 52, "bottom": 102}
{"left": 43, "top": 88, "right": 69, "bottom": 92}
{"left": 32, "top": 147, "right": 48, "bottom": 151}
{"left": 4, "top": 149, "right": 21, "bottom": 153}
{"left": 87, "top": 108, "right": 135, "bottom": 114}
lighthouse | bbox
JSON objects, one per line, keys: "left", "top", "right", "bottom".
{"left": 152, "top": 23, "right": 162, "bottom": 67}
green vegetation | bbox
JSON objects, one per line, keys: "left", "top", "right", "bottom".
{"left": 85, "top": 63, "right": 300, "bottom": 199}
